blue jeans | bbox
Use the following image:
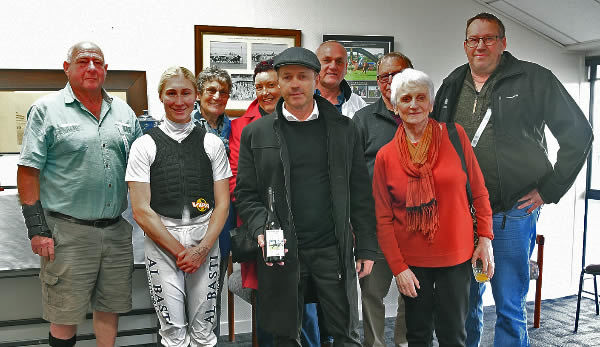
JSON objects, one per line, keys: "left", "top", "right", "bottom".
{"left": 301, "top": 303, "right": 321, "bottom": 347}
{"left": 465, "top": 203, "right": 540, "bottom": 347}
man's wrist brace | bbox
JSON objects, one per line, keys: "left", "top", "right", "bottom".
{"left": 22, "top": 200, "right": 52, "bottom": 239}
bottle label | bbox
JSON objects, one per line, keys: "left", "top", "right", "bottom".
{"left": 265, "top": 229, "right": 285, "bottom": 257}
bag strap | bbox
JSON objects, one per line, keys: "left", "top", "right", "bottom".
{"left": 447, "top": 122, "right": 478, "bottom": 246}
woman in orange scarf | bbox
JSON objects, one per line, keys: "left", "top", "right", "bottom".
{"left": 372, "top": 68, "right": 494, "bottom": 346}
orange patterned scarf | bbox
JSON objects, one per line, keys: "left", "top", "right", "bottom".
{"left": 395, "top": 119, "right": 442, "bottom": 241}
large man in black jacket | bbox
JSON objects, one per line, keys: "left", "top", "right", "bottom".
{"left": 235, "top": 47, "right": 377, "bottom": 346}
{"left": 431, "top": 13, "right": 593, "bottom": 347}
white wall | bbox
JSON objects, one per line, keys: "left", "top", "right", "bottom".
{"left": 0, "top": 0, "right": 591, "bottom": 316}
{"left": 0, "top": 0, "right": 586, "bottom": 116}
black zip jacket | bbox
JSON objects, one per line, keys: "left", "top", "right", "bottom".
{"left": 431, "top": 51, "right": 593, "bottom": 211}
{"left": 353, "top": 97, "right": 398, "bottom": 179}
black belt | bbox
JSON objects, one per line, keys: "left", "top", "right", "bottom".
{"left": 48, "top": 211, "right": 121, "bottom": 228}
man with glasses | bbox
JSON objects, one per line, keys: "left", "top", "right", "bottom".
{"left": 431, "top": 12, "right": 593, "bottom": 347}
{"left": 353, "top": 51, "right": 413, "bottom": 347}
{"left": 316, "top": 41, "right": 367, "bottom": 119}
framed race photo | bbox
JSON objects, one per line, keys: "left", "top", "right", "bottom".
{"left": 195, "top": 25, "right": 301, "bottom": 116}
{"left": 322, "top": 34, "right": 394, "bottom": 104}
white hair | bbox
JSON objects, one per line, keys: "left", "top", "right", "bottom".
{"left": 390, "top": 68, "right": 435, "bottom": 106}
{"left": 66, "top": 41, "right": 104, "bottom": 63}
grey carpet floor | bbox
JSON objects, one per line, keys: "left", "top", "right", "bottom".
{"left": 217, "top": 295, "right": 600, "bottom": 346}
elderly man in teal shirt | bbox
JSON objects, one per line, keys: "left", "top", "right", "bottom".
{"left": 17, "top": 41, "right": 141, "bottom": 347}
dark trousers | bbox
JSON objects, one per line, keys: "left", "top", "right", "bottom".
{"left": 274, "top": 245, "right": 361, "bottom": 347}
{"left": 255, "top": 290, "right": 275, "bottom": 346}
{"left": 402, "top": 260, "right": 471, "bottom": 347}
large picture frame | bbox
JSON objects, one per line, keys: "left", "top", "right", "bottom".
{"left": 323, "top": 34, "right": 394, "bottom": 104}
{"left": 195, "top": 25, "right": 301, "bottom": 116}
{"left": 0, "top": 69, "right": 147, "bottom": 155}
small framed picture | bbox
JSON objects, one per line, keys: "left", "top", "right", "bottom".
{"left": 322, "top": 34, "right": 394, "bottom": 104}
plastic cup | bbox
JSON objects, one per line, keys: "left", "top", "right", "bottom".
{"left": 473, "top": 259, "right": 490, "bottom": 283}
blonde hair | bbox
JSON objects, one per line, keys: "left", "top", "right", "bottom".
{"left": 158, "top": 66, "right": 197, "bottom": 97}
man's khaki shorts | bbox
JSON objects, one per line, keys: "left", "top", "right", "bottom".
{"left": 40, "top": 215, "right": 133, "bottom": 325}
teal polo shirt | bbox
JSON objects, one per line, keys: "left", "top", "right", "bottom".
{"left": 18, "top": 83, "right": 142, "bottom": 220}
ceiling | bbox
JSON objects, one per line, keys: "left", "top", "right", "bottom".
{"left": 475, "top": 0, "right": 600, "bottom": 52}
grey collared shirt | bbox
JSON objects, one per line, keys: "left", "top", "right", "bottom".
{"left": 19, "top": 83, "right": 142, "bottom": 219}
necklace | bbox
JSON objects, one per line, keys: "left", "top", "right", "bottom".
{"left": 406, "top": 122, "right": 432, "bottom": 165}
{"left": 471, "top": 73, "right": 489, "bottom": 92}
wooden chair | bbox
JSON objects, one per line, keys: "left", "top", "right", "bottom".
{"left": 227, "top": 256, "right": 258, "bottom": 346}
{"left": 530, "top": 234, "right": 545, "bottom": 328}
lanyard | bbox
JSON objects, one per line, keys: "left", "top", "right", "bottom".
{"left": 471, "top": 108, "right": 492, "bottom": 147}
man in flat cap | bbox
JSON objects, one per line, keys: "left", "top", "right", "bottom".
{"left": 235, "top": 46, "right": 377, "bottom": 346}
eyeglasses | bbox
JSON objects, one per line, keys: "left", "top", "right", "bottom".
{"left": 465, "top": 36, "right": 501, "bottom": 48}
{"left": 204, "top": 87, "right": 230, "bottom": 98}
{"left": 377, "top": 70, "right": 402, "bottom": 84}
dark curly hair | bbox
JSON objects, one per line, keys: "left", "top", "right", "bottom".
{"left": 196, "top": 66, "right": 232, "bottom": 94}
{"left": 253, "top": 59, "right": 275, "bottom": 82}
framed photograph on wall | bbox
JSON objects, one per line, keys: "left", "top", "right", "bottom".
{"left": 195, "top": 25, "right": 301, "bottom": 116}
{"left": 322, "top": 35, "right": 393, "bottom": 104}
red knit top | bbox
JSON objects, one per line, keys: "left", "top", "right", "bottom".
{"left": 372, "top": 122, "right": 493, "bottom": 275}
{"left": 229, "top": 99, "right": 262, "bottom": 200}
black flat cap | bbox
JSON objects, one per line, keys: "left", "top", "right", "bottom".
{"left": 273, "top": 47, "right": 321, "bottom": 72}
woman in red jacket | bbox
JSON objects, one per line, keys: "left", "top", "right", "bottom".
{"left": 228, "top": 59, "right": 280, "bottom": 346}
{"left": 372, "top": 68, "right": 494, "bottom": 346}
{"left": 229, "top": 59, "right": 280, "bottom": 288}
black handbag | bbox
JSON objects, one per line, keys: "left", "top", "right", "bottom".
{"left": 229, "top": 225, "right": 259, "bottom": 263}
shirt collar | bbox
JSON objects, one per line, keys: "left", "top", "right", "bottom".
{"left": 375, "top": 97, "right": 395, "bottom": 116}
{"left": 281, "top": 100, "right": 319, "bottom": 122}
{"left": 374, "top": 97, "right": 401, "bottom": 124}
{"left": 340, "top": 79, "right": 352, "bottom": 101}
{"left": 62, "top": 82, "right": 112, "bottom": 105}
{"left": 315, "top": 88, "right": 345, "bottom": 105}
{"left": 315, "top": 82, "right": 350, "bottom": 107}
{"left": 160, "top": 116, "right": 195, "bottom": 142}
{"left": 315, "top": 81, "right": 348, "bottom": 113}
{"left": 466, "top": 53, "right": 507, "bottom": 87}
{"left": 193, "top": 102, "right": 224, "bottom": 130}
